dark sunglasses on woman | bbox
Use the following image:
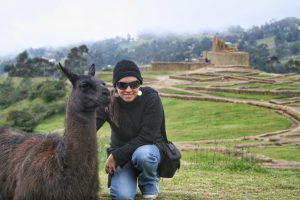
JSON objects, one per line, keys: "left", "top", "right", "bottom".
{"left": 116, "top": 80, "right": 141, "bottom": 90}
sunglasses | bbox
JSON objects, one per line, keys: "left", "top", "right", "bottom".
{"left": 116, "top": 80, "right": 141, "bottom": 90}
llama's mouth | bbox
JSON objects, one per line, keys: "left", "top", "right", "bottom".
{"left": 99, "top": 96, "right": 111, "bottom": 105}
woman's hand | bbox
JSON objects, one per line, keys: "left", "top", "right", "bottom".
{"left": 105, "top": 154, "right": 117, "bottom": 174}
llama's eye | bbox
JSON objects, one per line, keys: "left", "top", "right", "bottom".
{"left": 81, "top": 83, "right": 91, "bottom": 90}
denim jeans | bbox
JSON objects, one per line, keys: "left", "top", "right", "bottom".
{"left": 110, "top": 144, "right": 161, "bottom": 200}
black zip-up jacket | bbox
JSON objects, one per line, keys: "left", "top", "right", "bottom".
{"left": 96, "top": 87, "right": 164, "bottom": 167}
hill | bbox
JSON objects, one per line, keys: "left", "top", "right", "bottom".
{"left": 1, "top": 17, "right": 300, "bottom": 75}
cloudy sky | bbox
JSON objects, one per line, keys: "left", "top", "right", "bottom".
{"left": 1, "top": 0, "right": 300, "bottom": 56}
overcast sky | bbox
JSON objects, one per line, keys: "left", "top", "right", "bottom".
{"left": 1, "top": 0, "right": 300, "bottom": 56}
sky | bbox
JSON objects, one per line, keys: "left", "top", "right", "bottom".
{"left": 1, "top": 0, "right": 300, "bottom": 57}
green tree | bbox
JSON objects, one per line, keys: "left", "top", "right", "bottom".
{"left": 64, "top": 45, "right": 89, "bottom": 74}
{"left": 4, "top": 51, "right": 56, "bottom": 77}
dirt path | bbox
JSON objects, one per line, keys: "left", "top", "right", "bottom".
{"left": 147, "top": 66, "right": 300, "bottom": 169}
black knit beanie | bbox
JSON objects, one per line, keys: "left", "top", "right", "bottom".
{"left": 113, "top": 60, "right": 143, "bottom": 87}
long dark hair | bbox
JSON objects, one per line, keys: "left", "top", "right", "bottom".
{"left": 107, "top": 88, "right": 120, "bottom": 127}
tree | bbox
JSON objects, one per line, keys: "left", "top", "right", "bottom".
{"left": 4, "top": 51, "right": 56, "bottom": 77}
{"left": 64, "top": 45, "right": 89, "bottom": 74}
{"left": 16, "top": 51, "right": 29, "bottom": 63}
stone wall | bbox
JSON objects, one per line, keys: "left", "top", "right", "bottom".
{"left": 149, "top": 62, "right": 208, "bottom": 71}
{"left": 203, "top": 51, "right": 249, "bottom": 66}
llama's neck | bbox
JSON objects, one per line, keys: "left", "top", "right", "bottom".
{"left": 64, "top": 99, "right": 98, "bottom": 167}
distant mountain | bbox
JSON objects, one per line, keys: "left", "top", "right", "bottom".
{"left": 1, "top": 17, "right": 300, "bottom": 74}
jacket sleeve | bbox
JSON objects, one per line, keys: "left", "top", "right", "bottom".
{"left": 96, "top": 106, "right": 108, "bottom": 131}
{"left": 112, "top": 93, "right": 163, "bottom": 167}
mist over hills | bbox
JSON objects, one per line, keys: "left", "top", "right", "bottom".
{"left": 1, "top": 17, "right": 300, "bottom": 74}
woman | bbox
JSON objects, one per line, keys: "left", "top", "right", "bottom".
{"left": 96, "top": 60, "right": 165, "bottom": 200}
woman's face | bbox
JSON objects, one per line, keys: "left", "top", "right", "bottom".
{"left": 115, "top": 76, "right": 141, "bottom": 102}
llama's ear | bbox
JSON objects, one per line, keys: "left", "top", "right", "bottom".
{"left": 88, "top": 64, "right": 95, "bottom": 76}
{"left": 59, "top": 63, "right": 78, "bottom": 86}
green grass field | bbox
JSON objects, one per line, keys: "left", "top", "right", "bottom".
{"left": 98, "top": 150, "right": 300, "bottom": 199}
{"left": 82, "top": 95, "right": 299, "bottom": 198}
{"left": 162, "top": 98, "right": 291, "bottom": 141}
{"left": 1, "top": 72, "right": 299, "bottom": 199}
{"left": 249, "top": 145, "right": 300, "bottom": 162}
{"left": 96, "top": 130, "right": 300, "bottom": 199}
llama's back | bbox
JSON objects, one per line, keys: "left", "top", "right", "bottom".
{"left": 0, "top": 127, "right": 67, "bottom": 199}
{"left": 0, "top": 127, "right": 99, "bottom": 200}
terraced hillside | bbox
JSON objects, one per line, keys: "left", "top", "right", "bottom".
{"left": 148, "top": 65, "right": 300, "bottom": 170}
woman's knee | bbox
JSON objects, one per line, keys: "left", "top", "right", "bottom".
{"left": 110, "top": 185, "right": 136, "bottom": 200}
{"left": 132, "top": 145, "right": 160, "bottom": 170}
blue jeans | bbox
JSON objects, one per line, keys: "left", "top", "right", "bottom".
{"left": 110, "top": 144, "right": 161, "bottom": 200}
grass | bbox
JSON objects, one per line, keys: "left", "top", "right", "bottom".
{"left": 0, "top": 97, "right": 67, "bottom": 126}
{"left": 0, "top": 98, "right": 43, "bottom": 124}
{"left": 0, "top": 76, "right": 47, "bottom": 85}
{"left": 285, "top": 101, "right": 300, "bottom": 106}
{"left": 96, "top": 72, "right": 112, "bottom": 83}
{"left": 159, "top": 87, "right": 291, "bottom": 100}
{"left": 142, "top": 70, "right": 184, "bottom": 80}
{"left": 274, "top": 74, "right": 300, "bottom": 82}
{"left": 98, "top": 150, "right": 300, "bottom": 199}
{"left": 175, "top": 82, "right": 216, "bottom": 88}
{"left": 216, "top": 82, "right": 270, "bottom": 89}
{"left": 162, "top": 98, "right": 291, "bottom": 141}
{"left": 1, "top": 72, "right": 300, "bottom": 199}
{"left": 217, "top": 82, "right": 300, "bottom": 91}
{"left": 257, "top": 83, "right": 300, "bottom": 91}
{"left": 159, "top": 88, "right": 199, "bottom": 95}
{"left": 253, "top": 74, "right": 274, "bottom": 78}
{"left": 249, "top": 145, "right": 300, "bottom": 162}
{"left": 34, "top": 113, "right": 65, "bottom": 134}
{"left": 19, "top": 104, "right": 296, "bottom": 200}
{"left": 194, "top": 139, "right": 261, "bottom": 148}
{"left": 207, "top": 91, "right": 291, "bottom": 100}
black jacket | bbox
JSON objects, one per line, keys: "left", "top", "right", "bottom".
{"left": 96, "top": 87, "right": 164, "bottom": 167}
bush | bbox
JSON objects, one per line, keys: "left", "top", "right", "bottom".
{"left": 0, "top": 78, "right": 34, "bottom": 108}
{"left": 30, "top": 102, "right": 66, "bottom": 123}
{"left": 30, "top": 80, "right": 66, "bottom": 102}
{"left": 6, "top": 110, "right": 37, "bottom": 132}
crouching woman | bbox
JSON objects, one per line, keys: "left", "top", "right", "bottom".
{"left": 96, "top": 60, "right": 165, "bottom": 200}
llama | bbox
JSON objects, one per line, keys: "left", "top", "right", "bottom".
{"left": 0, "top": 64, "right": 110, "bottom": 200}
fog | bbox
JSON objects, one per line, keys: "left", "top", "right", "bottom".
{"left": 1, "top": 0, "right": 300, "bottom": 56}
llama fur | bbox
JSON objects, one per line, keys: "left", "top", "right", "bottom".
{"left": 0, "top": 64, "right": 110, "bottom": 200}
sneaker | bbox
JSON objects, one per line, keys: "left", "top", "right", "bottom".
{"left": 142, "top": 193, "right": 158, "bottom": 200}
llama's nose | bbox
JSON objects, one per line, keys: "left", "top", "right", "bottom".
{"left": 101, "top": 88, "right": 110, "bottom": 96}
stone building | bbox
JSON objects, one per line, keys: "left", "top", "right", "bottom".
{"left": 203, "top": 37, "right": 249, "bottom": 66}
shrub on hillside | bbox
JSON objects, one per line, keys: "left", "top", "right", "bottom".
{"left": 0, "top": 78, "right": 34, "bottom": 108}
{"left": 30, "top": 80, "right": 66, "bottom": 102}
{"left": 31, "top": 102, "right": 65, "bottom": 122}
{"left": 6, "top": 110, "right": 37, "bottom": 132}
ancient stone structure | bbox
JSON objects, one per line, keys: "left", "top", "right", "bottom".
{"left": 212, "top": 37, "right": 239, "bottom": 52}
{"left": 203, "top": 37, "right": 249, "bottom": 66}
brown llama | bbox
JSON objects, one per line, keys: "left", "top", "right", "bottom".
{"left": 0, "top": 64, "right": 110, "bottom": 200}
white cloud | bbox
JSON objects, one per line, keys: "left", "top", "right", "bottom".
{"left": 0, "top": 0, "right": 300, "bottom": 56}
